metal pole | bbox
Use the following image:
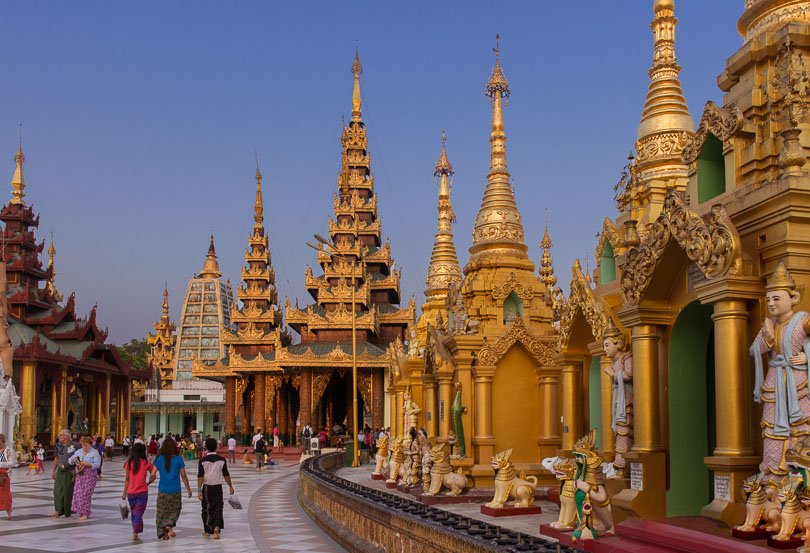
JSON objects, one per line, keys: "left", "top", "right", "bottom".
{"left": 351, "top": 258, "right": 359, "bottom": 468}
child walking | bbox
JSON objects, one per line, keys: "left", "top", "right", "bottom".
{"left": 121, "top": 443, "right": 154, "bottom": 542}
{"left": 197, "top": 437, "right": 234, "bottom": 540}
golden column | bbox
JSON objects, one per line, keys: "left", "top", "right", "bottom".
{"left": 696, "top": 277, "right": 761, "bottom": 524}
{"left": 537, "top": 368, "right": 560, "bottom": 447}
{"left": 423, "top": 371, "right": 439, "bottom": 440}
{"left": 50, "top": 373, "right": 59, "bottom": 444}
{"left": 471, "top": 364, "right": 496, "bottom": 466}
{"left": 599, "top": 355, "right": 616, "bottom": 457}
{"left": 102, "top": 373, "right": 111, "bottom": 436}
{"left": 630, "top": 324, "right": 662, "bottom": 452}
{"left": 254, "top": 373, "right": 266, "bottom": 432}
{"left": 224, "top": 377, "right": 236, "bottom": 435}
{"left": 19, "top": 361, "right": 36, "bottom": 441}
{"left": 558, "top": 355, "right": 584, "bottom": 452}
{"left": 437, "top": 374, "right": 454, "bottom": 439}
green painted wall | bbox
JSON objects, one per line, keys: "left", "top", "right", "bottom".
{"left": 503, "top": 291, "right": 524, "bottom": 324}
{"left": 600, "top": 242, "right": 616, "bottom": 284}
{"left": 589, "top": 356, "right": 602, "bottom": 449}
{"left": 697, "top": 134, "right": 725, "bottom": 203}
{"left": 667, "top": 301, "right": 715, "bottom": 516}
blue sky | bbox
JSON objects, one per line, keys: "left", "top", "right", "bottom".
{"left": 0, "top": 1, "right": 742, "bottom": 343}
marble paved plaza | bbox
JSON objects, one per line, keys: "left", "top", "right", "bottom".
{"left": 0, "top": 456, "right": 346, "bottom": 552}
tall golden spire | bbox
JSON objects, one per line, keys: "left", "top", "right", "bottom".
{"left": 470, "top": 35, "right": 527, "bottom": 260}
{"left": 9, "top": 142, "right": 25, "bottom": 206}
{"left": 538, "top": 219, "right": 558, "bottom": 290}
{"left": 254, "top": 161, "right": 264, "bottom": 224}
{"left": 426, "top": 130, "right": 461, "bottom": 296}
{"left": 199, "top": 233, "right": 222, "bottom": 279}
{"left": 46, "top": 231, "right": 63, "bottom": 302}
{"left": 637, "top": 0, "right": 693, "bottom": 152}
{"left": 161, "top": 282, "right": 170, "bottom": 324}
{"left": 351, "top": 48, "right": 363, "bottom": 121}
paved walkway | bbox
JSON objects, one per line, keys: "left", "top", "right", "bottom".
{"left": 0, "top": 457, "right": 346, "bottom": 552}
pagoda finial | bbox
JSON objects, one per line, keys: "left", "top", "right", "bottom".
{"left": 636, "top": 0, "right": 693, "bottom": 157}
{"left": 161, "top": 282, "right": 170, "bottom": 323}
{"left": 254, "top": 154, "right": 264, "bottom": 224}
{"left": 539, "top": 217, "right": 558, "bottom": 290}
{"left": 426, "top": 131, "right": 461, "bottom": 296}
{"left": 10, "top": 131, "right": 25, "bottom": 205}
{"left": 471, "top": 36, "right": 526, "bottom": 261}
{"left": 46, "top": 231, "right": 63, "bottom": 302}
{"left": 351, "top": 46, "right": 363, "bottom": 121}
{"left": 199, "top": 233, "right": 222, "bottom": 279}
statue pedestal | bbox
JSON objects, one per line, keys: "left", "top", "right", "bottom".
{"left": 538, "top": 524, "right": 573, "bottom": 541}
{"left": 730, "top": 527, "right": 774, "bottom": 541}
{"left": 371, "top": 473, "right": 387, "bottom": 480}
{"left": 385, "top": 481, "right": 399, "bottom": 489}
{"left": 479, "top": 504, "right": 541, "bottom": 517}
{"left": 767, "top": 535, "right": 804, "bottom": 550}
{"left": 612, "top": 450, "right": 666, "bottom": 519}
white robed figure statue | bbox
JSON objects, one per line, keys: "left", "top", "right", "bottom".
{"left": 750, "top": 260, "right": 810, "bottom": 479}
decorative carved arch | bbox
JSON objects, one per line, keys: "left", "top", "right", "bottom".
{"left": 491, "top": 272, "right": 535, "bottom": 305}
{"left": 557, "top": 259, "right": 611, "bottom": 351}
{"left": 681, "top": 101, "right": 744, "bottom": 165}
{"left": 478, "top": 315, "right": 555, "bottom": 367}
{"left": 620, "top": 188, "right": 743, "bottom": 305}
{"left": 595, "top": 218, "right": 622, "bottom": 262}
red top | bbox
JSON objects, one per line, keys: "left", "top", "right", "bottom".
{"left": 125, "top": 460, "right": 153, "bottom": 494}
{"left": 148, "top": 441, "right": 158, "bottom": 454}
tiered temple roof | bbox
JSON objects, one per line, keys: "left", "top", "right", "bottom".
{"left": 1, "top": 145, "right": 142, "bottom": 378}
{"left": 146, "top": 285, "right": 176, "bottom": 388}
{"left": 284, "top": 51, "right": 414, "bottom": 355}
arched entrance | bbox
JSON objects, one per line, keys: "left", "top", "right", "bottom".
{"left": 492, "top": 345, "right": 541, "bottom": 463}
{"left": 667, "top": 300, "right": 715, "bottom": 516}
{"left": 314, "top": 371, "right": 365, "bottom": 436}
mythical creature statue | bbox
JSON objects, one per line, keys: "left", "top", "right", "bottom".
{"left": 772, "top": 477, "right": 810, "bottom": 544}
{"left": 423, "top": 442, "right": 467, "bottom": 496}
{"left": 485, "top": 448, "right": 538, "bottom": 508}
{"left": 602, "top": 319, "right": 632, "bottom": 478}
{"left": 750, "top": 260, "right": 810, "bottom": 479}
{"left": 407, "top": 320, "right": 421, "bottom": 358}
{"left": 734, "top": 473, "right": 782, "bottom": 533}
{"left": 385, "top": 436, "right": 406, "bottom": 484}
{"left": 387, "top": 337, "right": 409, "bottom": 382}
{"left": 451, "top": 382, "right": 466, "bottom": 459}
{"left": 446, "top": 282, "right": 480, "bottom": 335}
{"left": 572, "top": 429, "right": 615, "bottom": 536}
{"left": 373, "top": 434, "right": 390, "bottom": 477}
{"left": 548, "top": 457, "right": 579, "bottom": 530}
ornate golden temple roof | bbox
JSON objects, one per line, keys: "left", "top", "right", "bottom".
{"left": 425, "top": 130, "right": 461, "bottom": 297}
{"left": 9, "top": 144, "right": 25, "bottom": 206}
{"left": 636, "top": 0, "right": 693, "bottom": 161}
{"left": 470, "top": 36, "right": 528, "bottom": 261}
{"left": 199, "top": 234, "right": 222, "bottom": 279}
{"left": 738, "top": 0, "right": 810, "bottom": 41}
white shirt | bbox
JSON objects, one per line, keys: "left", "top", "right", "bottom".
{"left": 104, "top": 438, "right": 114, "bottom": 448}
{"left": 158, "top": 437, "right": 165, "bottom": 448}
{"left": 123, "top": 437, "right": 131, "bottom": 446}
{"left": 227, "top": 437, "right": 236, "bottom": 451}
{"left": 252, "top": 433, "right": 262, "bottom": 447}
{"left": 134, "top": 438, "right": 144, "bottom": 444}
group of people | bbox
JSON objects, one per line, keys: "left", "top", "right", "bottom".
{"left": 0, "top": 429, "right": 236, "bottom": 543}
{"left": 357, "top": 426, "right": 390, "bottom": 457}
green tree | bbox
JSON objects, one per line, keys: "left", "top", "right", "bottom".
{"left": 118, "top": 338, "right": 149, "bottom": 370}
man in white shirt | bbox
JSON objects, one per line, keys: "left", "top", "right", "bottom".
{"left": 157, "top": 434, "right": 165, "bottom": 448}
{"left": 227, "top": 435, "right": 237, "bottom": 464}
{"left": 104, "top": 435, "right": 114, "bottom": 458}
{"left": 252, "top": 429, "right": 263, "bottom": 447}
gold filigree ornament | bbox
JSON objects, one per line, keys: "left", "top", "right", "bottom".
{"left": 681, "top": 101, "right": 744, "bottom": 166}
{"left": 557, "top": 259, "right": 610, "bottom": 351}
{"left": 620, "top": 189, "right": 742, "bottom": 305}
{"left": 478, "top": 314, "right": 555, "bottom": 367}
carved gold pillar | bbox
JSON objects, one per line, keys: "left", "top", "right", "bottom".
{"left": 224, "top": 377, "right": 236, "bottom": 435}
{"left": 471, "top": 364, "right": 495, "bottom": 476}
{"left": 559, "top": 355, "right": 583, "bottom": 452}
{"left": 599, "top": 355, "right": 616, "bottom": 457}
{"left": 423, "top": 372, "right": 439, "bottom": 440}
{"left": 613, "top": 309, "right": 667, "bottom": 519}
{"left": 437, "top": 375, "right": 453, "bottom": 439}
{"left": 386, "top": 380, "right": 396, "bottom": 432}
{"left": 254, "top": 373, "right": 266, "bottom": 432}
{"left": 19, "top": 361, "right": 36, "bottom": 441}
{"left": 394, "top": 386, "right": 404, "bottom": 436}
{"left": 696, "top": 277, "right": 761, "bottom": 525}
{"left": 122, "top": 378, "right": 131, "bottom": 439}
{"left": 58, "top": 366, "right": 68, "bottom": 434}
{"left": 537, "top": 369, "right": 560, "bottom": 448}
{"left": 50, "top": 373, "right": 58, "bottom": 444}
{"left": 102, "top": 373, "right": 111, "bottom": 436}
{"left": 372, "top": 369, "right": 384, "bottom": 430}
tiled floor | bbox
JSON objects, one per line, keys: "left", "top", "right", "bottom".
{"left": 0, "top": 457, "right": 346, "bottom": 552}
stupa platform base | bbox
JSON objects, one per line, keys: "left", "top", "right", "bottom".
{"left": 480, "top": 505, "right": 542, "bottom": 517}
{"left": 370, "top": 473, "right": 387, "bottom": 480}
{"left": 415, "top": 492, "right": 475, "bottom": 505}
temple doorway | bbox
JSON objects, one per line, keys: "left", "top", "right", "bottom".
{"left": 667, "top": 300, "right": 716, "bottom": 516}
{"left": 36, "top": 378, "right": 53, "bottom": 444}
{"left": 492, "top": 345, "right": 542, "bottom": 463}
{"left": 315, "top": 371, "right": 365, "bottom": 438}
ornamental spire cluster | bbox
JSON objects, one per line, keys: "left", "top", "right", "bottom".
{"left": 46, "top": 233, "right": 63, "bottom": 302}
{"left": 425, "top": 131, "right": 461, "bottom": 297}
{"left": 538, "top": 222, "right": 558, "bottom": 290}
{"left": 470, "top": 36, "right": 528, "bottom": 261}
{"left": 636, "top": 0, "right": 693, "bottom": 154}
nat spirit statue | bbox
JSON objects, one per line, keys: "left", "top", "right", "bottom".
{"left": 602, "top": 319, "right": 632, "bottom": 478}
{"left": 403, "top": 388, "right": 421, "bottom": 437}
{"left": 750, "top": 260, "right": 810, "bottom": 479}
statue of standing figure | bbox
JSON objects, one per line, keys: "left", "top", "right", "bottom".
{"left": 403, "top": 388, "right": 421, "bottom": 438}
{"left": 602, "top": 319, "right": 632, "bottom": 478}
{"left": 750, "top": 260, "right": 810, "bottom": 479}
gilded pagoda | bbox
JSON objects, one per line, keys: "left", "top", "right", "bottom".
{"left": 3, "top": 144, "right": 146, "bottom": 445}
{"left": 553, "top": 0, "right": 810, "bottom": 528}
{"left": 394, "top": 42, "right": 561, "bottom": 486}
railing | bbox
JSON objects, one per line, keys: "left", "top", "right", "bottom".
{"left": 299, "top": 452, "right": 578, "bottom": 553}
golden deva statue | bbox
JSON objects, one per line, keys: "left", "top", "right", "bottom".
{"left": 750, "top": 260, "right": 810, "bottom": 479}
